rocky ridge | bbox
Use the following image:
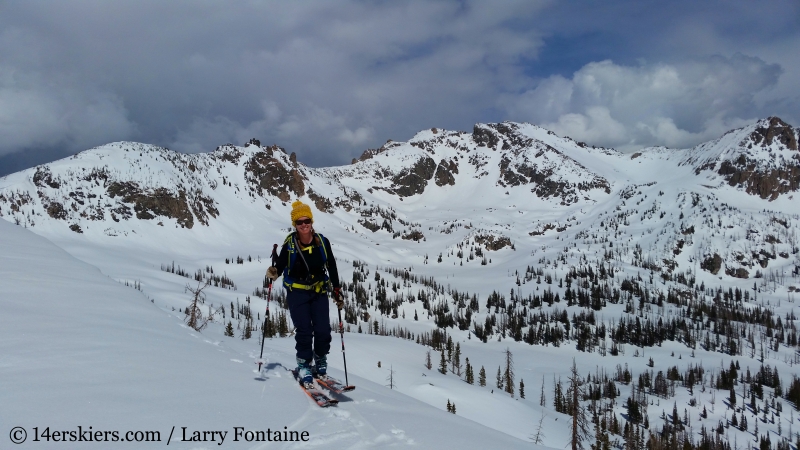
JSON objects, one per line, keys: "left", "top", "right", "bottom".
{"left": 683, "top": 117, "right": 800, "bottom": 200}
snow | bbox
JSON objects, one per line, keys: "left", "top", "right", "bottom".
{"left": 0, "top": 218, "right": 539, "bottom": 449}
{"left": 2, "top": 117, "right": 800, "bottom": 448}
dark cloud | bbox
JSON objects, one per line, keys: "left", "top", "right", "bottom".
{"left": 0, "top": 0, "right": 797, "bottom": 176}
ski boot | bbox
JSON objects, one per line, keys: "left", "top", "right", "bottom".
{"left": 314, "top": 353, "right": 328, "bottom": 381}
{"left": 296, "top": 357, "right": 314, "bottom": 389}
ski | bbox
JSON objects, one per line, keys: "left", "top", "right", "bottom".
{"left": 315, "top": 375, "right": 355, "bottom": 394}
{"left": 292, "top": 369, "right": 338, "bottom": 407}
{"left": 301, "top": 384, "right": 338, "bottom": 407}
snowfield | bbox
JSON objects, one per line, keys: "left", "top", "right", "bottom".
{"left": 0, "top": 218, "right": 540, "bottom": 449}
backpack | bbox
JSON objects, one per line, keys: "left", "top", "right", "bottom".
{"left": 282, "top": 232, "right": 330, "bottom": 292}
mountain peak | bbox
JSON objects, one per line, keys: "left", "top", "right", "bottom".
{"left": 750, "top": 116, "right": 798, "bottom": 151}
{"left": 683, "top": 116, "right": 800, "bottom": 200}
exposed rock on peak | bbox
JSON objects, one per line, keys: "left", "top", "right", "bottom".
{"left": 356, "top": 147, "right": 386, "bottom": 163}
{"left": 33, "top": 167, "right": 61, "bottom": 189}
{"left": 213, "top": 144, "right": 244, "bottom": 164}
{"left": 244, "top": 149, "right": 306, "bottom": 201}
{"left": 389, "top": 156, "right": 437, "bottom": 197}
{"left": 106, "top": 181, "right": 217, "bottom": 229}
{"left": 685, "top": 117, "right": 800, "bottom": 200}
{"left": 472, "top": 124, "right": 502, "bottom": 150}
{"left": 749, "top": 116, "right": 798, "bottom": 151}
{"left": 434, "top": 159, "right": 457, "bottom": 187}
{"left": 472, "top": 123, "right": 533, "bottom": 151}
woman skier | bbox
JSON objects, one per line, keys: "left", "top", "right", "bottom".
{"left": 267, "top": 200, "right": 342, "bottom": 388}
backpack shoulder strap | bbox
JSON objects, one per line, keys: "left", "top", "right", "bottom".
{"left": 314, "top": 233, "right": 328, "bottom": 264}
{"left": 283, "top": 233, "right": 297, "bottom": 275}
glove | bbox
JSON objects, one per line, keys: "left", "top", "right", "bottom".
{"left": 266, "top": 266, "right": 279, "bottom": 280}
{"left": 333, "top": 287, "right": 343, "bottom": 310}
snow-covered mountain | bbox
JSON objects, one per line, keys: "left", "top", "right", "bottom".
{"left": 2, "top": 117, "right": 800, "bottom": 449}
{"left": 682, "top": 117, "right": 800, "bottom": 201}
{"left": 1, "top": 117, "right": 796, "bottom": 280}
{"left": 0, "top": 121, "right": 619, "bottom": 233}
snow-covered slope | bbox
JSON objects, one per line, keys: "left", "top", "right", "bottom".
{"left": 0, "top": 218, "right": 538, "bottom": 449}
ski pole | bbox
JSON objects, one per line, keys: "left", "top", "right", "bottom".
{"left": 336, "top": 306, "right": 349, "bottom": 387}
{"left": 257, "top": 278, "right": 273, "bottom": 372}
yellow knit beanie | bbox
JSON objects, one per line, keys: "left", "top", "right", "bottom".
{"left": 290, "top": 200, "right": 313, "bottom": 224}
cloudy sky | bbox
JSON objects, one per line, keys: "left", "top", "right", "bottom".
{"left": 0, "top": 0, "right": 798, "bottom": 175}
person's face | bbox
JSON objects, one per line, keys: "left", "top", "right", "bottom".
{"left": 295, "top": 216, "right": 312, "bottom": 231}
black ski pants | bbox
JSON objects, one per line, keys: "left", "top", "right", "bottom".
{"left": 287, "top": 288, "right": 332, "bottom": 361}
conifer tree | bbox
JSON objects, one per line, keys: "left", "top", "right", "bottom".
{"left": 425, "top": 349, "right": 432, "bottom": 370}
{"left": 452, "top": 342, "right": 462, "bottom": 375}
{"left": 224, "top": 321, "right": 234, "bottom": 337}
{"left": 496, "top": 366, "right": 504, "bottom": 390}
{"left": 672, "top": 402, "right": 680, "bottom": 428}
{"left": 503, "top": 347, "right": 514, "bottom": 396}
{"left": 519, "top": 379, "right": 525, "bottom": 399}
{"left": 479, "top": 366, "right": 487, "bottom": 387}
{"left": 554, "top": 377, "right": 563, "bottom": 413}
{"left": 277, "top": 312, "right": 289, "bottom": 337}
{"left": 386, "top": 365, "right": 395, "bottom": 389}
{"left": 465, "top": 357, "right": 474, "bottom": 384}
{"left": 540, "top": 375, "right": 546, "bottom": 407}
{"left": 592, "top": 418, "right": 607, "bottom": 450}
{"left": 439, "top": 348, "right": 447, "bottom": 374}
{"left": 446, "top": 335, "right": 453, "bottom": 361}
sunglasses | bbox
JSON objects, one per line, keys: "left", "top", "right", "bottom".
{"left": 295, "top": 218, "right": 313, "bottom": 226}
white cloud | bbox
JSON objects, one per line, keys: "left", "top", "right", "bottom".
{"left": 338, "top": 127, "right": 373, "bottom": 146}
{"left": 504, "top": 55, "right": 783, "bottom": 151}
{"left": 545, "top": 107, "right": 628, "bottom": 146}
